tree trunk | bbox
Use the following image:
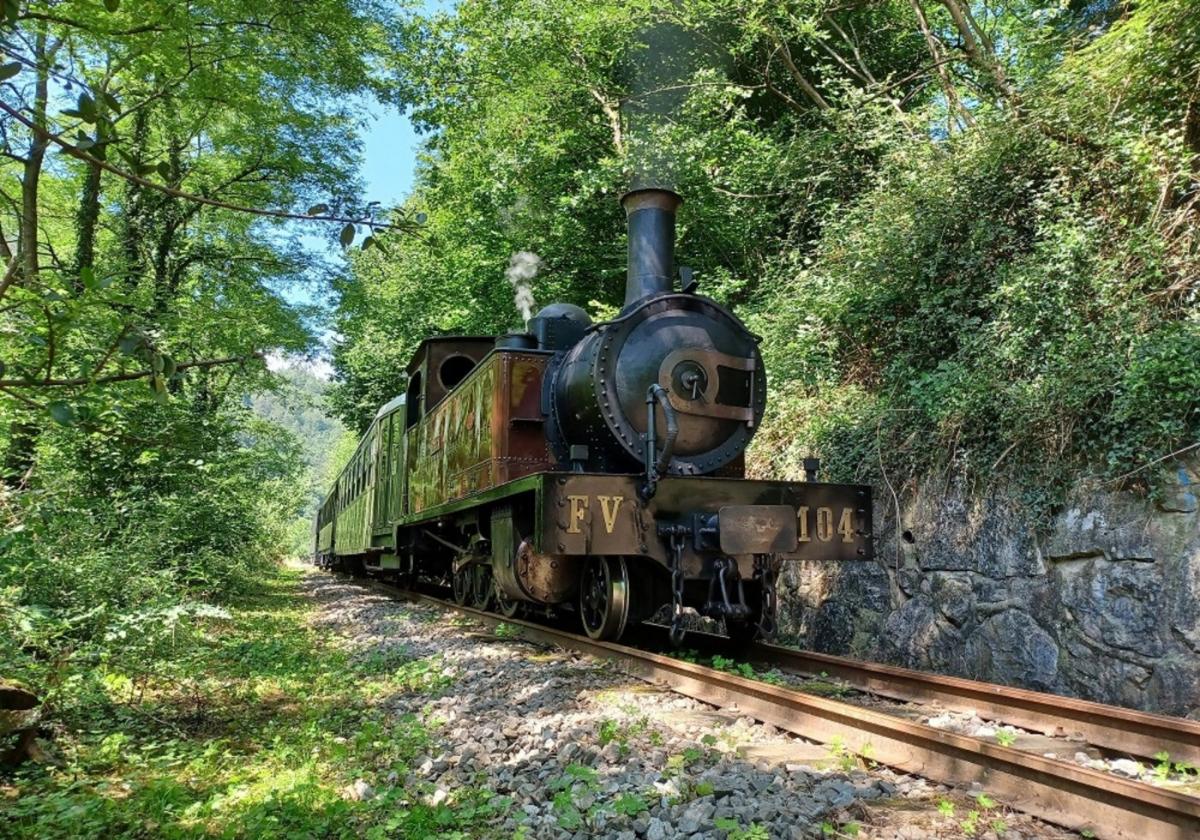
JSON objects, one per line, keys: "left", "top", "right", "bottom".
{"left": 121, "top": 108, "right": 151, "bottom": 289}
{"left": 72, "top": 162, "right": 103, "bottom": 292}
{"left": 17, "top": 31, "right": 54, "bottom": 286}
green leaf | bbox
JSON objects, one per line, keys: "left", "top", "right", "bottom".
{"left": 61, "top": 108, "right": 86, "bottom": 120}
{"left": 74, "top": 132, "right": 95, "bottom": 150}
{"left": 339, "top": 223, "right": 356, "bottom": 247}
{"left": 77, "top": 92, "right": 97, "bottom": 123}
{"left": 161, "top": 356, "right": 177, "bottom": 379}
{"left": 79, "top": 267, "right": 97, "bottom": 289}
{"left": 104, "top": 0, "right": 121, "bottom": 11}
{"left": 361, "top": 236, "right": 376, "bottom": 251}
{"left": 156, "top": 161, "right": 172, "bottom": 179}
{"left": 118, "top": 333, "right": 143, "bottom": 355}
{"left": 102, "top": 91, "right": 120, "bottom": 112}
{"left": 49, "top": 401, "right": 77, "bottom": 425}
{"left": 307, "top": 203, "right": 329, "bottom": 216}
{"left": 415, "top": 212, "right": 428, "bottom": 224}
{"left": 1, "top": 0, "right": 16, "bottom": 25}
{"left": 149, "top": 373, "right": 167, "bottom": 401}
{"left": 0, "top": 61, "right": 19, "bottom": 81}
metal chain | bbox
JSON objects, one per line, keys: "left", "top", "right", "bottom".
{"left": 668, "top": 533, "right": 686, "bottom": 646}
{"left": 755, "top": 553, "right": 779, "bottom": 640}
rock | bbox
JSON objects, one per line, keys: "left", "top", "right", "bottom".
{"left": 645, "top": 817, "right": 667, "bottom": 840}
{"left": 963, "top": 610, "right": 1059, "bottom": 690}
{"left": 343, "top": 779, "right": 374, "bottom": 801}
{"left": 879, "top": 596, "right": 965, "bottom": 673}
{"left": 1056, "top": 557, "right": 1167, "bottom": 658}
{"left": 1110, "top": 758, "right": 1143, "bottom": 777}
{"left": 814, "top": 780, "right": 856, "bottom": 809}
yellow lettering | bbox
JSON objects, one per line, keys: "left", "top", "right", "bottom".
{"left": 797, "top": 506, "right": 810, "bottom": 542}
{"left": 597, "top": 495, "right": 624, "bottom": 534}
{"left": 816, "top": 507, "right": 833, "bottom": 542}
{"left": 567, "top": 495, "right": 589, "bottom": 534}
{"left": 838, "top": 508, "right": 855, "bottom": 543}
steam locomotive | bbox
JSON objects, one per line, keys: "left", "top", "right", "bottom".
{"left": 314, "top": 188, "right": 872, "bottom": 644}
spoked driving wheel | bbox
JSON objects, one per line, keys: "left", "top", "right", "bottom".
{"left": 470, "top": 564, "right": 494, "bottom": 611}
{"left": 579, "top": 556, "right": 631, "bottom": 641}
{"left": 452, "top": 565, "right": 470, "bottom": 605}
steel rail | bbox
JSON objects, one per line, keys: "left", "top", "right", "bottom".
{"left": 369, "top": 582, "right": 1200, "bottom": 840}
{"left": 752, "top": 643, "right": 1200, "bottom": 766}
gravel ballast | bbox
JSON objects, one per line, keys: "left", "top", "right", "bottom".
{"left": 304, "top": 569, "right": 1081, "bottom": 839}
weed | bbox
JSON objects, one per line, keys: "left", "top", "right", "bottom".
{"left": 0, "top": 568, "right": 497, "bottom": 839}
{"left": 552, "top": 789, "right": 583, "bottom": 830}
{"left": 961, "top": 809, "right": 981, "bottom": 836}
{"left": 611, "top": 792, "right": 648, "bottom": 817}
{"left": 595, "top": 715, "right": 656, "bottom": 756}
{"left": 937, "top": 798, "right": 955, "bottom": 817}
{"left": 550, "top": 764, "right": 600, "bottom": 829}
{"left": 994, "top": 729, "right": 1017, "bottom": 747}
{"left": 1154, "top": 750, "right": 1172, "bottom": 781}
{"left": 598, "top": 718, "right": 620, "bottom": 745}
{"left": 826, "top": 736, "right": 859, "bottom": 772}
{"left": 975, "top": 792, "right": 996, "bottom": 809}
{"left": 494, "top": 622, "right": 520, "bottom": 640}
{"left": 718, "top": 817, "right": 770, "bottom": 839}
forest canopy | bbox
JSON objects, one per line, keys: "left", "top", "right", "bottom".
{"left": 331, "top": 0, "right": 1199, "bottom": 512}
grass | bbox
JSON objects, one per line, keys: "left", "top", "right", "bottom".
{"left": 0, "top": 566, "right": 510, "bottom": 839}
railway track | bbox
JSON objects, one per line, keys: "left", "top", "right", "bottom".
{"left": 747, "top": 643, "right": 1200, "bottom": 768}
{"left": 366, "top": 580, "right": 1200, "bottom": 840}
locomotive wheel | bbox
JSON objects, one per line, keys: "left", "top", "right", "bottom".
{"left": 471, "top": 565, "right": 494, "bottom": 611}
{"left": 452, "top": 566, "right": 470, "bottom": 605}
{"left": 495, "top": 584, "right": 521, "bottom": 618}
{"left": 579, "top": 556, "right": 631, "bottom": 641}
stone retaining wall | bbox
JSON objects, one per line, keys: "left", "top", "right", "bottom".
{"left": 778, "top": 457, "right": 1200, "bottom": 716}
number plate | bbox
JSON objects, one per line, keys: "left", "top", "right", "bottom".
{"left": 718, "top": 505, "right": 798, "bottom": 554}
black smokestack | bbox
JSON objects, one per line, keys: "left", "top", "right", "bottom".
{"left": 621, "top": 188, "right": 681, "bottom": 309}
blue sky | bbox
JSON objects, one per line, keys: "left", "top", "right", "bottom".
{"left": 359, "top": 105, "right": 422, "bottom": 207}
{"left": 278, "top": 0, "right": 448, "bottom": 358}
{"left": 286, "top": 101, "right": 421, "bottom": 309}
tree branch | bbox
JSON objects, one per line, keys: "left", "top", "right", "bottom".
{"left": 0, "top": 353, "right": 264, "bottom": 388}
{"left": 0, "top": 100, "right": 417, "bottom": 234}
{"left": 771, "top": 39, "right": 831, "bottom": 110}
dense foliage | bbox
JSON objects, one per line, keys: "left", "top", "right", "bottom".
{"left": 332, "top": 0, "right": 1199, "bottom": 519}
{"left": 0, "top": 0, "right": 388, "bottom": 783}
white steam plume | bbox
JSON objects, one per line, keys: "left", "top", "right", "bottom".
{"left": 504, "top": 250, "right": 540, "bottom": 325}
